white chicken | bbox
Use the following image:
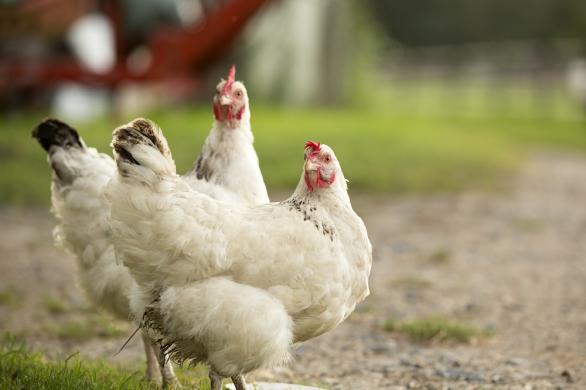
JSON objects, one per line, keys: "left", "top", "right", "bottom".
{"left": 108, "top": 119, "right": 372, "bottom": 390}
{"left": 32, "top": 65, "right": 267, "bottom": 387}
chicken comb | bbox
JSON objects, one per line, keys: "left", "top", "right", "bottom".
{"left": 222, "top": 64, "right": 236, "bottom": 95}
{"left": 305, "top": 140, "right": 321, "bottom": 152}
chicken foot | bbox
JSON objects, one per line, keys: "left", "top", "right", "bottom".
{"left": 209, "top": 370, "right": 247, "bottom": 390}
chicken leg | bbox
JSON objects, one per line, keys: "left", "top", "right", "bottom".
{"left": 209, "top": 370, "right": 223, "bottom": 390}
{"left": 155, "top": 344, "right": 180, "bottom": 388}
{"left": 231, "top": 375, "right": 247, "bottom": 390}
{"left": 161, "top": 357, "right": 179, "bottom": 388}
{"left": 142, "top": 333, "right": 162, "bottom": 385}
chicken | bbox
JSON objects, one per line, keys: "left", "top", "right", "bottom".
{"left": 32, "top": 65, "right": 267, "bottom": 387}
{"left": 185, "top": 64, "right": 268, "bottom": 205}
{"left": 108, "top": 119, "right": 372, "bottom": 390}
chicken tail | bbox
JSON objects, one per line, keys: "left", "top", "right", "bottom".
{"left": 32, "top": 120, "right": 129, "bottom": 318}
{"left": 32, "top": 118, "right": 83, "bottom": 152}
{"left": 32, "top": 119, "right": 86, "bottom": 184}
{"left": 111, "top": 118, "right": 176, "bottom": 179}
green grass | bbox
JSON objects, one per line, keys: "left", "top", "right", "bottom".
{"left": 384, "top": 316, "right": 484, "bottom": 344}
{"left": 1, "top": 85, "right": 584, "bottom": 205}
{"left": 0, "top": 335, "right": 158, "bottom": 389}
{"left": 0, "top": 334, "right": 211, "bottom": 389}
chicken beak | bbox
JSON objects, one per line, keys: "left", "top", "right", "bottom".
{"left": 220, "top": 95, "right": 232, "bottom": 106}
{"left": 305, "top": 159, "right": 319, "bottom": 173}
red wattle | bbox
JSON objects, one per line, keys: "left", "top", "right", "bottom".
{"left": 327, "top": 171, "right": 336, "bottom": 185}
{"left": 235, "top": 105, "right": 245, "bottom": 120}
{"left": 316, "top": 169, "right": 335, "bottom": 188}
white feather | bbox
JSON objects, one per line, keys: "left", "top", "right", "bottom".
{"left": 47, "top": 112, "right": 266, "bottom": 327}
{"left": 110, "top": 125, "right": 372, "bottom": 375}
{"left": 158, "top": 279, "right": 292, "bottom": 377}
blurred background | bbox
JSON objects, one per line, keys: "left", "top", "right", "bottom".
{"left": 0, "top": 0, "right": 585, "bottom": 202}
{"left": 0, "top": 1, "right": 585, "bottom": 388}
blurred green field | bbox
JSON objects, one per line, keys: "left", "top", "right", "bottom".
{"left": 1, "top": 89, "right": 585, "bottom": 205}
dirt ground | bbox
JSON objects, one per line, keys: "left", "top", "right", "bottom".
{"left": 1, "top": 153, "right": 585, "bottom": 389}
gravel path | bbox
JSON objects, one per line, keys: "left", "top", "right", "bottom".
{"left": 1, "top": 153, "right": 585, "bottom": 389}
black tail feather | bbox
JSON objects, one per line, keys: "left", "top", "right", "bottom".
{"left": 32, "top": 119, "right": 83, "bottom": 152}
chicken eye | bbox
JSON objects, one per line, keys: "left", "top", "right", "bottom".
{"left": 234, "top": 90, "right": 242, "bottom": 98}
{"left": 324, "top": 155, "right": 331, "bottom": 163}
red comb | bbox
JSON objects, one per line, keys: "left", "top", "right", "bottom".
{"left": 305, "top": 140, "right": 321, "bottom": 152}
{"left": 222, "top": 64, "right": 236, "bottom": 95}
